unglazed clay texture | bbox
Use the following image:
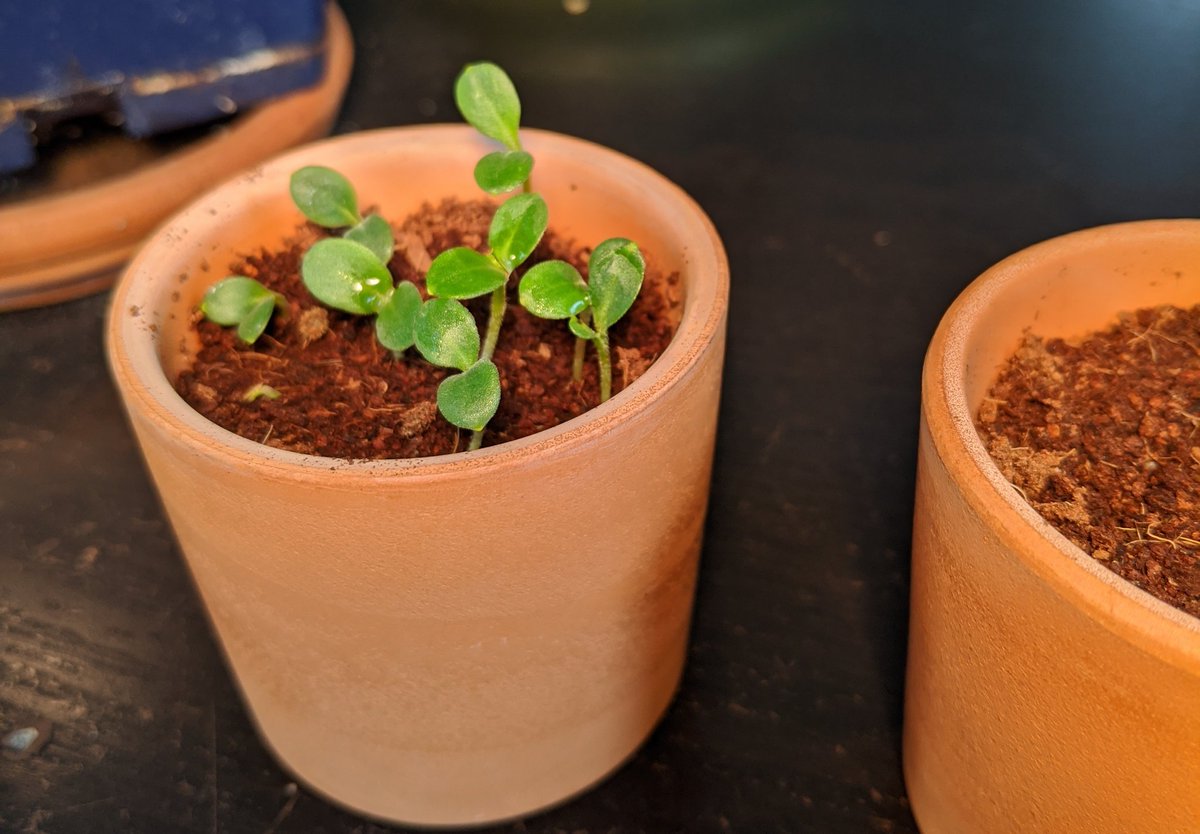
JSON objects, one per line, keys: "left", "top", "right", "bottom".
{"left": 107, "top": 127, "right": 729, "bottom": 826}
{"left": 906, "top": 221, "right": 1200, "bottom": 833}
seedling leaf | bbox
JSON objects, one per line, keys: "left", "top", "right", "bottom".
{"left": 345, "top": 214, "right": 395, "bottom": 264}
{"left": 242, "top": 383, "right": 281, "bottom": 402}
{"left": 588, "top": 238, "right": 645, "bottom": 329}
{"left": 454, "top": 62, "right": 521, "bottom": 151}
{"left": 519, "top": 260, "right": 589, "bottom": 319}
{"left": 488, "top": 193, "right": 548, "bottom": 273}
{"left": 474, "top": 150, "right": 533, "bottom": 194}
{"left": 200, "top": 276, "right": 274, "bottom": 325}
{"left": 290, "top": 166, "right": 361, "bottom": 228}
{"left": 568, "top": 315, "right": 597, "bottom": 339}
{"left": 437, "top": 359, "right": 501, "bottom": 431}
{"left": 415, "top": 298, "right": 480, "bottom": 371}
{"left": 301, "top": 238, "right": 393, "bottom": 315}
{"left": 425, "top": 247, "right": 508, "bottom": 299}
{"left": 375, "top": 280, "right": 422, "bottom": 352}
{"left": 199, "top": 276, "right": 285, "bottom": 343}
{"left": 237, "top": 297, "right": 277, "bottom": 343}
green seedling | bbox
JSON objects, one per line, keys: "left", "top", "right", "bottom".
{"left": 300, "top": 236, "right": 422, "bottom": 349}
{"left": 299, "top": 239, "right": 500, "bottom": 443}
{"left": 434, "top": 60, "right": 545, "bottom": 447}
{"left": 198, "top": 61, "right": 648, "bottom": 453}
{"left": 199, "top": 276, "right": 286, "bottom": 344}
{"left": 200, "top": 168, "right": 397, "bottom": 347}
{"left": 291, "top": 166, "right": 419, "bottom": 354}
{"left": 455, "top": 62, "right": 533, "bottom": 195}
{"left": 422, "top": 191, "right": 548, "bottom": 449}
{"left": 290, "top": 166, "right": 396, "bottom": 264}
{"left": 413, "top": 297, "right": 500, "bottom": 437}
{"left": 453, "top": 62, "right": 643, "bottom": 384}
{"left": 290, "top": 167, "right": 400, "bottom": 328}
{"left": 296, "top": 174, "right": 547, "bottom": 448}
{"left": 242, "top": 383, "right": 281, "bottom": 402}
{"left": 519, "top": 238, "right": 645, "bottom": 402}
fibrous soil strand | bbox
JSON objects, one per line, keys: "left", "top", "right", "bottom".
{"left": 978, "top": 303, "right": 1200, "bottom": 618}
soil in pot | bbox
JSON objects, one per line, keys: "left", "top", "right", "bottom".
{"left": 977, "top": 302, "right": 1200, "bottom": 617}
{"left": 174, "top": 198, "right": 680, "bottom": 459}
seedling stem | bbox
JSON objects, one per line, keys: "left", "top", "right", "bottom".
{"left": 595, "top": 329, "right": 613, "bottom": 402}
{"left": 571, "top": 310, "right": 591, "bottom": 381}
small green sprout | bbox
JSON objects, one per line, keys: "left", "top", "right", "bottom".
{"left": 453, "top": 68, "right": 647, "bottom": 390}
{"left": 424, "top": 247, "right": 507, "bottom": 300}
{"left": 291, "top": 167, "right": 419, "bottom": 353}
{"left": 196, "top": 61, "right": 649, "bottom": 454}
{"left": 415, "top": 297, "right": 480, "bottom": 370}
{"left": 436, "top": 62, "right": 546, "bottom": 448}
{"left": 421, "top": 192, "right": 548, "bottom": 449}
{"left": 201, "top": 168, "right": 399, "bottom": 345}
{"left": 343, "top": 213, "right": 395, "bottom": 265}
{"left": 290, "top": 166, "right": 360, "bottom": 227}
{"left": 295, "top": 180, "right": 546, "bottom": 448}
{"left": 302, "top": 238, "right": 393, "bottom": 314}
{"left": 437, "top": 359, "right": 501, "bottom": 433}
{"left": 242, "top": 383, "right": 281, "bottom": 402}
{"left": 519, "top": 238, "right": 646, "bottom": 402}
{"left": 375, "top": 281, "right": 421, "bottom": 352}
{"left": 413, "top": 298, "right": 501, "bottom": 434}
{"left": 455, "top": 62, "right": 533, "bottom": 195}
{"left": 301, "top": 239, "right": 423, "bottom": 350}
{"left": 290, "top": 165, "right": 396, "bottom": 263}
{"left": 426, "top": 194, "right": 548, "bottom": 301}
{"left": 199, "top": 276, "right": 286, "bottom": 344}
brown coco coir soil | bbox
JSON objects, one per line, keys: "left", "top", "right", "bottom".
{"left": 175, "top": 198, "right": 680, "bottom": 459}
{"left": 977, "top": 303, "right": 1200, "bottom": 618}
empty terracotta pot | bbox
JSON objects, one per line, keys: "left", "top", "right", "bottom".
{"left": 906, "top": 221, "right": 1200, "bottom": 832}
{"left": 106, "top": 126, "right": 728, "bottom": 826}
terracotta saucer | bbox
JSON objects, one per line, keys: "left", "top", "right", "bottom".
{"left": 0, "top": 3, "right": 353, "bottom": 312}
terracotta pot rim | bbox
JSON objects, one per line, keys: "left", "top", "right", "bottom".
{"left": 925, "top": 218, "right": 1200, "bottom": 666}
{"left": 0, "top": 3, "right": 353, "bottom": 294}
{"left": 107, "top": 125, "right": 729, "bottom": 483}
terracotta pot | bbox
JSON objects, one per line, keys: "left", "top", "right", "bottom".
{"left": 106, "top": 126, "right": 728, "bottom": 827}
{"left": 906, "top": 220, "right": 1200, "bottom": 832}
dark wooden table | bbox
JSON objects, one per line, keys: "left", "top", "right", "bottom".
{"left": 5, "top": 1, "right": 1200, "bottom": 831}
